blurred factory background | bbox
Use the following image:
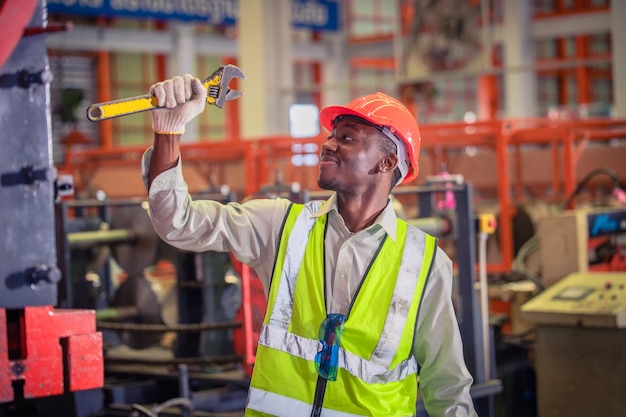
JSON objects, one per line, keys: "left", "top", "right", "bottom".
{"left": 1, "top": 0, "right": 625, "bottom": 416}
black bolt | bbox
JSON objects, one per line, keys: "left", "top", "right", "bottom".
{"left": 26, "top": 265, "right": 61, "bottom": 285}
{"left": 17, "top": 69, "right": 53, "bottom": 88}
{"left": 11, "top": 362, "right": 25, "bottom": 376}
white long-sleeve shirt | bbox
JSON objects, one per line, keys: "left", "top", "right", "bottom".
{"left": 142, "top": 149, "right": 478, "bottom": 416}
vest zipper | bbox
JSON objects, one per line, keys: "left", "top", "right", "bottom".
{"left": 310, "top": 375, "right": 327, "bottom": 417}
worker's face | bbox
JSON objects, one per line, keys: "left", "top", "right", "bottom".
{"left": 318, "top": 117, "right": 388, "bottom": 193}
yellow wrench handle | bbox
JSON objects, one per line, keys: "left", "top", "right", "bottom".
{"left": 86, "top": 94, "right": 158, "bottom": 122}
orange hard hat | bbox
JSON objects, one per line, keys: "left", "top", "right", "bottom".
{"left": 319, "top": 92, "right": 421, "bottom": 183}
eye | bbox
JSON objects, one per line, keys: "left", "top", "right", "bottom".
{"left": 330, "top": 125, "right": 356, "bottom": 142}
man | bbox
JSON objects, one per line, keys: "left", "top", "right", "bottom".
{"left": 143, "top": 74, "right": 477, "bottom": 416}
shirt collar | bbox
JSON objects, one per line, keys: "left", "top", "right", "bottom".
{"left": 310, "top": 192, "right": 400, "bottom": 242}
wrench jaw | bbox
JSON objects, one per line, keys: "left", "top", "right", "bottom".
{"left": 204, "top": 64, "right": 246, "bottom": 109}
{"left": 224, "top": 89, "right": 243, "bottom": 102}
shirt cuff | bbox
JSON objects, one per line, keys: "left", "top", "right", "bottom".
{"left": 141, "top": 147, "right": 153, "bottom": 192}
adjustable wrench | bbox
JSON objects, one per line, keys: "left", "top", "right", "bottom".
{"left": 86, "top": 64, "right": 245, "bottom": 122}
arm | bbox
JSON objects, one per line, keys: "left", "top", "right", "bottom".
{"left": 148, "top": 133, "right": 180, "bottom": 189}
{"left": 413, "top": 251, "right": 478, "bottom": 417}
{"left": 147, "top": 158, "right": 289, "bottom": 278}
{"left": 142, "top": 74, "right": 289, "bottom": 293}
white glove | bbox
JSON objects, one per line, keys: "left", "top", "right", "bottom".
{"left": 150, "top": 74, "right": 206, "bottom": 135}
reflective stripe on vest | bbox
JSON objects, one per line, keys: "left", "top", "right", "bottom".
{"left": 370, "top": 221, "right": 430, "bottom": 369}
{"left": 258, "top": 324, "right": 418, "bottom": 384}
{"left": 246, "top": 201, "right": 437, "bottom": 417}
{"left": 268, "top": 202, "right": 320, "bottom": 330}
{"left": 248, "top": 387, "right": 362, "bottom": 417}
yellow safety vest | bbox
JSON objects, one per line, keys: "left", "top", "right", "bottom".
{"left": 246, "top": 202, "right": 437, "bottom": 417}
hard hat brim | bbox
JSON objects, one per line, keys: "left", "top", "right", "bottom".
{"left": 319, "top": 105, "right": 377, "bottom": 133}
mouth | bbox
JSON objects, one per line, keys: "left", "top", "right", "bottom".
{"left": 319, "top": 159, "right": 338, "bottom": 169}
{"left": 319, "top": 153, "right": 338, "bottom": 165}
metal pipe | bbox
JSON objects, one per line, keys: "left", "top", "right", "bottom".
{"left": 67, "top": 228, "right": 135, "bottom": 248}
{"left": 406, "top": 217, "right": 450, "bottom": 237}
{"left": 96, "top": 306, "right": 139, "bottom": 321}
{"left": 23, "top": 21, "right": 73, "bottom": 37}
{"left": 478, "top": 231, "right": 491, "bottom": 380}
{"left": 178, "top": 364, "right": 191, "bottom": 417}
{"left": 96, "top": 320, "right": 242, "bottom": 332}
{"left": 104, "top": 355, "right": 242, "bottom": 366}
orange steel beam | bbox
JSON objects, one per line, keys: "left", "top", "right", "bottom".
{"left": 478, "top": 45, "right": 501, "bottom": 120}
{"left": 400, "top": 1, "right": 413, "bottom": 36}
{"left": 66, "top": 142, "right": 250, "bottom": 165}
{"left": 563, "top": 130, "right": 577, "bottom": 208}
{"left": 551, "top": 142, "right": 561, "bottom": 201}
{"left": 535, "top": 54, "right": 612, "bottom": 68}
{"left": 514, "top": 144, "right": 523, "bottom": 200}
{"left": 573, "top": 135, "right": 589, "bottom": 170}
{"left": 155, "top": 20, "right": 167, "bottom": 81}
{"left": 477, "top": 74, "right": 498, "bottom": 120}
{"left": 582, "top": 129, "right": 626, "bottom": 140}
{"left": 534, "top": 5, "right": 609, "bottom": 18}
{"left": 420, "top": 125, "right": 500, "bottom": 146}
{"left": 257, "top": 141, "right": 267, "bottom": 187}
{"left": 399, "top": 86, "right": 419, "bottom": 124}
{"left": 575, "top": 35, "right": 590, "bottom": 104}
{"left": 349, "top": 57, "right": 395, "bottom": 70}
{"left": 495, "top": 122, "right": 513, "bottom": 270}
{"left": 96, "top": 51, "right": 113, "bottom": 149}
{"left": 574, "top": 0, "right": 588, "bottom": 12}
{"left": 348, "top": 33, "right": 394, "bottom": 44}
{"left": 509, "top": 127, "right": 570, "bottom": 144}
{"left": 556, "top": 38, "right": 569, "bottom": 106}
{"left": 245, "top": 142, "right": 256, "bottom": 196}
{"left": 421, "top": 133, "right": 497, "bottom": 148}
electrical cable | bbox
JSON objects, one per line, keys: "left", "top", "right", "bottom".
{"left": 130, "top": 397, "right": 194, "bottom": 417}
{"left": 561, "top": 167, "right": 621, "bottom": 210}
{"left": 510, "top": 234, "right": 545, "bottom": 292}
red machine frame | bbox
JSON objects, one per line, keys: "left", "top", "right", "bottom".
{"left": 0, "top": 306, "right": 103, "bottom": 403}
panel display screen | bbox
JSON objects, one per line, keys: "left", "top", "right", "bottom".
{"left": 553, "top": 286, "right": 595, "bottom": 301}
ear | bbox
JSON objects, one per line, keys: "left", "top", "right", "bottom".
{"left": 378, "top": 153, "right": 398, "bottom": 174}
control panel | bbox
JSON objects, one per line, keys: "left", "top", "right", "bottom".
{"left": 521, "top": 272, "right": 626, "bottom": 328}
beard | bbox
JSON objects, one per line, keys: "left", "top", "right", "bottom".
{"left": 317, "top": 172, "right": 340, "bottom": 191}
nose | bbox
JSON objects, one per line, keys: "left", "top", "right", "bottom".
{"left": 321, "top": 134, "right": 338, "bottom": 153}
